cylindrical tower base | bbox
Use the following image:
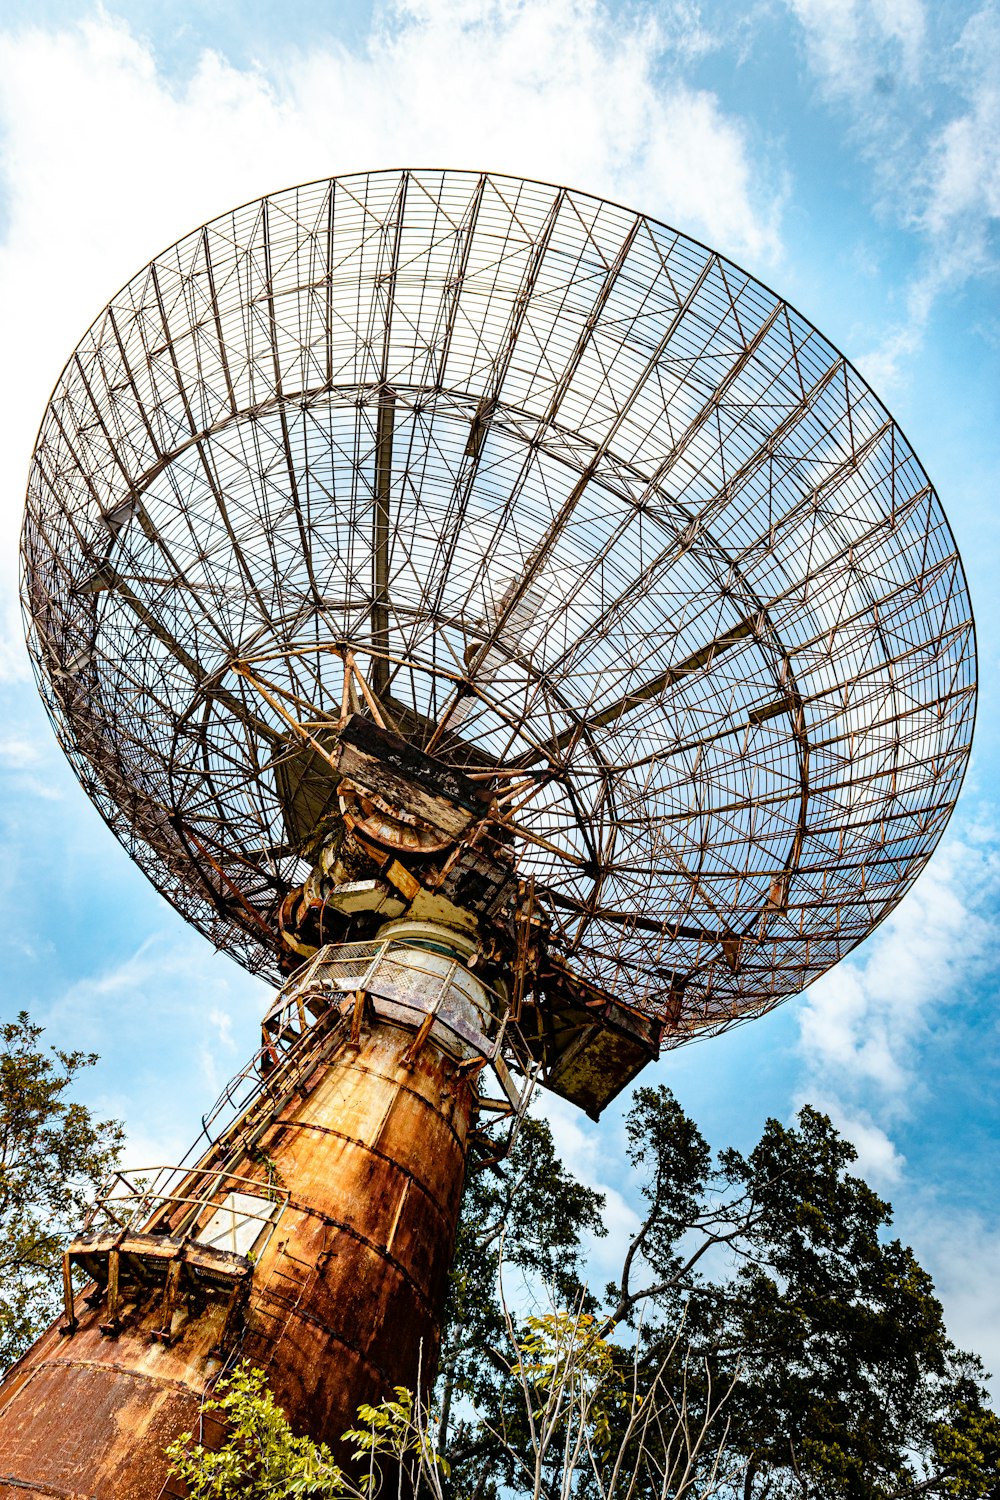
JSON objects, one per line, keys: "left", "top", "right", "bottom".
{"left": 244, "top": 1010, "right": 475, "bottom": 1444}
{"left": 0, "top": 999, "right": 476, "bottom": 1498}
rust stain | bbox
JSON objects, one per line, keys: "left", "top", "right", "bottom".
{"left": 0, "top": 1019, "right": 474, "bottom": 1496}
{"left": 244, "top": 1020, "right": 474, "bottom": 1447}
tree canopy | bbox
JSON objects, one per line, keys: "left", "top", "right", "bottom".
{"left": 0, "top": 1010, "right": 123, "bottom": 1370}
{"left": 436, "top": 1090, "right": 1000, "bottom": 1500}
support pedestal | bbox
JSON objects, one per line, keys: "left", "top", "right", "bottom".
{"left": 0, "top": 1011, "right": 474, "bottom": 1498}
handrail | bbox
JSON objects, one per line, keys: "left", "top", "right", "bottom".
{"left": 80, "top": 1163, "right": 290, "bottom": 1259}
{"left": 309, "top": 938, "right": 504, "bottom": 1032}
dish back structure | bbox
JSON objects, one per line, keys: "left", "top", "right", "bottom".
{"left": 22, "top": 170, "right": 974, "bottom": 1036}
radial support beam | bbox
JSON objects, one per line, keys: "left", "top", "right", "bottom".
{"left": 518, "top": 614, "right": 758, "bottom": 767}
{"left": 371, "top": 393, "right": 395, "bottom": 696}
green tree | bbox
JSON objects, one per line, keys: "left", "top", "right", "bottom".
{"left": 615, "top": 1094, "right": 1000, "bottom": 1499}
{"left": 436, "top": 1090, "right": 1000, "bottom": 1500}
{"left": 0, "top": 1010, "right": 123, "bottom": 1370}
{"left": 436, "top": 1115, "right": 606, "bottom": 1486}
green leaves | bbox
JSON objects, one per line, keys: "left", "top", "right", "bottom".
{"left": 713, "top": 1108, "right": 965, "bottom": 1496}
{"left": 437, "top": 1091, "right": 1000, "bottom": 1499}
{"left": 167, "top": 1367, "right": 449, "bottom": 1498}
{"left": 166, "top": 1364, "right": 353, "bottom": 1498}
{"left": 346, "top": 1386, "right": 450, "bottom": 1483}
{"left": 0, "top": 1010, "right": 123, "bottom": 1371}
{"left": 928, "top": 1399, "right": 1000, "bottom": 1498}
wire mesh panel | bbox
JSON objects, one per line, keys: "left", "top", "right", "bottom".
{"left": 21, "top": 169, "right": 975, "bottom": 1038}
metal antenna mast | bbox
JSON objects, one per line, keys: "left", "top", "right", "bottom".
{"left": 3, "top": 169, "right": 975, "bottom": 1496}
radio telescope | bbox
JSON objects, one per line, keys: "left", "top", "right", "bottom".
{"left": 5, "top": 169, "right": 974, "bottom": 1495}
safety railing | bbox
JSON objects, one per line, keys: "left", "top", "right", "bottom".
{"left": 279, "top": 936, "right": 507, "bottom": 1060}
{"left": 78, "top": 1163, "right": 289, "bottom": 1261}
{"left": 181, "top": 937, "right": 536, "bottom": 1184}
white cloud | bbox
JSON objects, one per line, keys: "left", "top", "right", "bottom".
{"left": 3, "top": 773, "right": 65, "bottom": 805}
{"left": 794, "top": 825, "right": 1000, "bottom": 1210}
{"left": 0, "top": 725, "right": 67, "bottom": 800}
{"left": 853, "top": 314, "right": 925, "bottom": 394}
{"left": 918, "top": 6, "right": 1000, "bottom": 265}
{"left": 874, "top": 0, "right": 927, "bottom": 68}
{"left": 41, "top": 928, "right": 265, "bottom": 1040}
{"left": 786, "top": 0, "right": 1000, "bottom": 384}
{"left": 836, "top": 1111, "right": 906, "bottom": 1184}
{"left": 802, "top": 1096, "right": 907, "bottom": 1185}
{"left": 859, "top": 7, "right": 1000, "bottom": 383}
{"left": 785, "top": 0, "right": 926, "bottom": 100}
{"left": 207, "top": 1005, "right": 237, "bottom": 1052}
{"left": 798, "top": 835, "right": 998, "bottom": 1103}
{"left": 0, "top": 1, "right": 783, "bottom": 672}
{"left": 910, "top": 1205, "right": 1000, "bottom": 1383}
{"left": 0, "top": 735, "right": 40, "bottom": 769}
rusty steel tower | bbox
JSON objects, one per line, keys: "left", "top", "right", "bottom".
{"left": 1, "top": 170, "right": 975, "bottom": 1496}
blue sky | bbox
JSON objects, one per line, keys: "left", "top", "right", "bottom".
{"left": 0, "top": 0, "right": 998, "bottom": 1375}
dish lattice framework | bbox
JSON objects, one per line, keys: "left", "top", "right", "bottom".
{"left": 21, "top": 168, "right": 975, "bottom": 1040}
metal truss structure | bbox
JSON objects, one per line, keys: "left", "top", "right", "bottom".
{"left": 21, "top": 168, "right": 976, "bottom": 1043}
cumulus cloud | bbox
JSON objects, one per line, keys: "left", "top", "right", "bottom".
{"left": 863, "top": 7, "right": 1000, "bottom": 382}
{"left": 0, "top": 1, "right": 783, "bottom": 673}
{"left": 807, "top": 1099, "right": 907, "bottom": 1185}
{"left": 796, "top": 831, "right": 1000, "bottom": 1179}
{"left": 799, "top": 838, "right": 996, "bottom": 1096}
{"left": 786, "top": 0, "right": 1000, "bottom": 384}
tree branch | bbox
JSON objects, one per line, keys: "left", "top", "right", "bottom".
{"left": 884, "top": 1471, "right": 956, "bottom": 1500}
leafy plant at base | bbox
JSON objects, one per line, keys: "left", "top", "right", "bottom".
{"left": 0, "top": 1010, "right": 123, "bottom": 1372}
{"left": 346, "top": 1385, "right": 450, "bottom": 1495}
{"left": 166, "top": 1364, "right": 449, "bottom": 1499}
{"left": 167, "top": 1364, "right": 350, "bottom": 1498}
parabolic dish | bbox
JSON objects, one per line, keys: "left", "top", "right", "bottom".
{"left": 21, "top": 169, "right": 976, "bottom": 1039}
